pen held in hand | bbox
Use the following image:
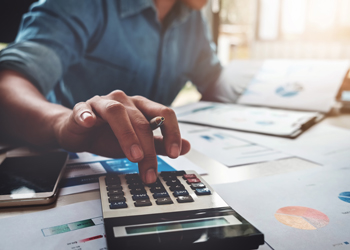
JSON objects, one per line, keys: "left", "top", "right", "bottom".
{"left": 149, "top": 116, "right": 165, "bottom": 130}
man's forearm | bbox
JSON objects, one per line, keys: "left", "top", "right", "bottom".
{"left": 0, "top": 70, "right": 70, "bottom": 147}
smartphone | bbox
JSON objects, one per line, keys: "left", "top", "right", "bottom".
{"left": 0, "top": 150, "right": 68, "bottom": 207}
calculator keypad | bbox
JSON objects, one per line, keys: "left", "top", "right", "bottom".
{"left": 104, "top": 171, "right": 211, "bottom": 210}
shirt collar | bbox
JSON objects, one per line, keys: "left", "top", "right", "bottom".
{"left": 173, "top": 2, "right": 192, "bottom": 27}
{"left": 119, "top": 0, "right": 192, "bottom": 23}
{"left": 119, "top": 0, "right": 154, "bottom": 19}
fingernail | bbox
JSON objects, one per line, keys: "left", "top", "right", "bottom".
{"left": 146, "top": 168, "right": 157, "bottom": 184}
{"left": 81, "top": 112, "right": 92, "bottom": 121}
{"left": 131, "top": 144, "right": 143, "bottom": 160}
{"left": 170, "top": 143, "right": 180, "bottom": 158}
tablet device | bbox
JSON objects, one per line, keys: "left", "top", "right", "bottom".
{"left": 0, "top": 150, "right": 68, "bottom": 207}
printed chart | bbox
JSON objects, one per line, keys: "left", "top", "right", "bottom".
{"left": 212, "top": 166, "right": 350, "bottom": 250}
{"left": 0, "top": 200, "right": 108, "bottom": 250}
{"left": 237, "top": 60, "right": 350, "bottom": 112}
{"left": 176, "top": 101, "right": 319, "bottom": 137}
{"left": 179, "top": 123, "right": 290, "bottom": 167}
{"left": 339, "top": 192, "right": 350, "bottom": 203}
{"left": 274, "top": 206, "right": 329, "bottom": 230}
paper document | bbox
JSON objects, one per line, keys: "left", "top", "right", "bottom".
{"left": 175, "top": 101, "right": 321, "bottom": 138}
{"left": 238, "top": 60, "right": 350, "bottom": 113}
{"left": 213, "top": 166, "right": 350, "bottom": 250}
{"left": 0, "top": 199, "right": 273, "bottom": 250}
{"left": 179, "top": 123, "right": 290, "bottom": 167}
{"left": 221, "top": 123, "right": 350, "bottom": 168}
{"left": 60, "top": 152, "right": 207, "bottom": 196}
{"left": 0, "top": 199, "right": 107, "bottom": 250}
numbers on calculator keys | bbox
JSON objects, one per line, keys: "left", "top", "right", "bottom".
{"left": 104, "top": 171, "right": 211, "bottom": 209}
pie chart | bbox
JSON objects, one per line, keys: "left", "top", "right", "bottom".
{"left": 339, "top": 192, "right": 350, "bottom": 203}
{"left": 275, "top": 206, "right": 329, "bottom": 230}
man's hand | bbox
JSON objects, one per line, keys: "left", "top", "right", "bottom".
{"left": 0, "top": 71, "right": 190, "bottom": 184}
{"left": 55, "top": 90, "right": 190, "bottom": 184}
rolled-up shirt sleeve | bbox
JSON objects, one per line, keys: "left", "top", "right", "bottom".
{"left": 0, "top": 41, "right": 62, "bottom": 95}
{"left": 0, "top": 0, "right": 103, "bottom": 95}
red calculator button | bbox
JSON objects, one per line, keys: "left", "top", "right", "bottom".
{"left": 183, "top": 174, "right": 197, "bottom": 179}
{"left": 187, "top": 178, "right": 201, "bottom": 184}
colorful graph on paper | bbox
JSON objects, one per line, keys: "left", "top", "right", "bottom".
{"left": 274, "top": 206, "right": 329, "bottom": 230}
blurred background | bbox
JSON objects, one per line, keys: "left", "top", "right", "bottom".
{"left": 174, "top": 0, "right": 350, "bottom": 106}
{"left": 2, "top": 0, "right": 350, "bottom": 106}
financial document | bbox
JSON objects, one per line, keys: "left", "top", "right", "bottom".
{"left": 222, "top": 123, "right": 350, "bottom": 168}
{"left": 238, "top": 60, "right": 350, "bottom": 113}
{"left": 0, "top": 199, "right": 107, "bottom": 250}
{"left": 179, "top": 123, "right": 290, "bottom": 167}
{"left": 213, "top": 166, "right": 350, "bottom": 250}
{"left": 175, "top": 101, "right": 320, "bottom": 138}
{"left": 0, "top": 198, "right": 274, "bottom": 250}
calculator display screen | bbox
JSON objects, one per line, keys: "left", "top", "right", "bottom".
{"left": 126, "top": 217, "right": 229, "bottom": 235}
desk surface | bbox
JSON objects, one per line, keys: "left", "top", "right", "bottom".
{"left": 0, "top": 112, "right": 349, "bottom": 220}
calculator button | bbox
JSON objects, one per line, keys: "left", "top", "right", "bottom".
{"left": 166, "top": 179, "right": 181, "bottom": 186}
{"left": 190, "top": 183, "right": 206, "bottom": 189}
{"left": 128, "top": 182, "right": 143, "bottom": 189}
{"left": 161, "top": 175, "right": 178, "bottom": 181}
{"left": 106, "top": 185, "right": 123, "bottom": 191}
{"left": 105, "top": 176, "right": 121, "bottom": 185}
{"left": 187, "top": 178, "right": 201, "bottom": 184}
{"left": 126, "top": 178, "right": 142, "bottom": 184}
{"left": 156, "top": 197, "right": 174, "bottom": 205}
{"left": 183, "top": 174, "right": 197, "bottom": 180}
{"left": 150, "top": 186, "right": 166, "bottom": 193}
{"left": 173, "top": 190, "right": 189, "bottom": 197}
{"left": 110, "top": 201, "right": 127, "bottom": 209}
{"left": 177, "top": 196, "right": 194, "bottom": 203}
{"left": 134, "top": 199, "right": 152, "bottom": 207}
{"left": 146, "top": 179, "right": 163, "bottom": 188}
{"left": 169, "top": 184, "right": 185, "bottom": 191}
{"left": 108, "top": 195, "right": 126, "bottom": 203}
{"left": 108, "top": 189, "right": 124, "bottom": 196}
{"left": 132, "top": 194, "right": 149, "bottom": 200}
{"left": 130, "top": 188, "right": 146, "bottom": 195}
{"left": 125, "top": 173, "right": 139, "bottom": 179}
{"left": 153, "top": 191, "right": 169, "bottom": 199}
{"left": 195, "top": 188, "right": 211, "bottom": 196}
{"left": 160, "top": 171, "right": 186, "bottom": 177}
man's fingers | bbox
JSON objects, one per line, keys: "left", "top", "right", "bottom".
{"left": 154, "top": 136, "right": 191, "bottom": 156}
{"left": 106, "top": 91, "right": 158, "bottom": 184}
{"left": 88, "top": 95, "right": 144, "bottom": 163}
{"left": 132, "top": 96, "right": 182, "bottom": 158}
{"left": 72, "top": 102, "right": 96, "bottom": 128}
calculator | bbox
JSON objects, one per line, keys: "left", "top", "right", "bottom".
{"left": 99, "top": 170, "right": 264, "bottom": 250}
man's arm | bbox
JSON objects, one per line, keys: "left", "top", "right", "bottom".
{"left": 0, "top": 70, "right": 69, "bottom": 146}
{"left": 0, "top": 70, "right": 190, "bottom": 184}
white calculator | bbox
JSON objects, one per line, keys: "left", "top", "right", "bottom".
{"left": 99, "top": 170, "right": 264, "bottom": 250}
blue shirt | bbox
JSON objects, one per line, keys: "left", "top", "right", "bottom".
{"left": 0, "top": 0, "right": 222, "bottom": 107}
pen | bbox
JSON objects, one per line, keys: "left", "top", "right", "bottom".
{"left": 149, "top": 116, "right": 165, "bottom": 130}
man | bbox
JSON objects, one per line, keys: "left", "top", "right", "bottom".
{"left": 0, "top": 0, "right": 239, "bottom": 184}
